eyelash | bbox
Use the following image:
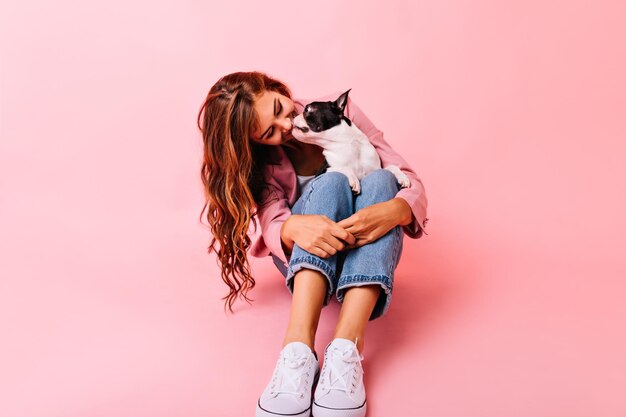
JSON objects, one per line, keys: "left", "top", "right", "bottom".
{"left": 268, "top": 100, "right": 283, "bottom": 138}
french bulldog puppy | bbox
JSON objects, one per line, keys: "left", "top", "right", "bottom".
{"left": 291, "top": 89, "right": 410, "bottom": 194}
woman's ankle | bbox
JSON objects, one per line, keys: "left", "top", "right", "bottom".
{"left": 333, "top": 330, "right": 364, "bottom": 352}
{"left": 282, "top": 334, "right": 315, "bottom": 352}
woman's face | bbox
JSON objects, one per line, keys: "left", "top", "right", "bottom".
{"left": 250, "top": 90, "right": 297, "bottom": 145}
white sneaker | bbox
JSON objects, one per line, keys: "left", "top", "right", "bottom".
{"left": 312, "top": 338, "right": 366, "bottom": 417}
{"left": 256, "top": 341, "right": 320, "bottom": 417}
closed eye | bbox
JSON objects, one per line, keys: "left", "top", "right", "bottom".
{"left": 267, "top": 100, "right": 284, "bottom": 138}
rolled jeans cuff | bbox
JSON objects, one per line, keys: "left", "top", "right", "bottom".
{"left": 286, "top": 255, "right": 336, "bottom": 306}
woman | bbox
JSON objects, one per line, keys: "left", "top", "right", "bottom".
{"left": 198, "top": 71, "right": 428, "bottom": 417}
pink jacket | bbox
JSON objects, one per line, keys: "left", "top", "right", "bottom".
{"left": 249, "top": 91, "right": 429, "bottom": 265}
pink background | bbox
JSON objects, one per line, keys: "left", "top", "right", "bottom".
{"left": 1, "top": 0, "right": 625, "bottom": 416}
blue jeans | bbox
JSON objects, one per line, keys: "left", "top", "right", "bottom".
{"left": 271, "top": 169, "right": 404, "bottom": 321}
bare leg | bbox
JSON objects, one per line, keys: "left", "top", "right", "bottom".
{"left": 333, "top": 285, "right": 381, "bottom": 353}
{"left": 282, "top": 269, "right": 327, "bottom": 352}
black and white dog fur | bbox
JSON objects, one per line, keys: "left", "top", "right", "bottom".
{"left": 291, "top": 89, "right": 410, "bottom": 194}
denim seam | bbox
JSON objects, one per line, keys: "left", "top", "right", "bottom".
{"left": 391, "top": 226, "right": 401, "bottom": 270}
{"left": 300, "top": 178, "right": 317, "bottom": 214}
{"left": 336, "top": 274, "right": 393, "bottom": 298}
{"left": 288, "top": 255, "right": 336, "bottom": 281}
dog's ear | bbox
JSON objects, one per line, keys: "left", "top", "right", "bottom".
{"left": 335, "top": 89, "right": 351, "bottom": 114}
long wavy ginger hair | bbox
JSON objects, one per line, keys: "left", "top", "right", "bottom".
{"left": 197, "top": 71, "right": 292, "bottom": 313}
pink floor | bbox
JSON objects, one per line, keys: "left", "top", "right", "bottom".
{"left": 2, "top": 0, "right": 625, "bottom": 416}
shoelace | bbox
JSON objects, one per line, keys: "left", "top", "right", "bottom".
{"left": 270, "top": 351, "right": 312, "bottom": 398}
{"left": 320, "top": 344, "right": 364, "bottom": 394}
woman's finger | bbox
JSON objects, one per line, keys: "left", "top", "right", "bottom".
{"left": 332, "top": 225, "right": 356, "bottom": 245}
{"left": 316, "top": 240, "right": 338, "bottom": 258}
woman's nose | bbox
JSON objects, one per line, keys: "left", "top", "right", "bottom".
{"left": 281, "top": 118, "right": 293, "bottom": 131}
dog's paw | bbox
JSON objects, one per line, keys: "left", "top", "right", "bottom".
{"left": 349, "top": 174, "right": 361, "bottom": 194}
{"left": 396, "top": 172, "right": 411, "bottom": 188}
{"left": 385, "top": 166, "right": 411, "bottom": 188}
{"left": 327, "top": 167, "right": 362, "bottom": 194}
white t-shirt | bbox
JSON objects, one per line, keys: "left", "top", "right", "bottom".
{"left": 296, "top": 174, "right": 316, "bottom": 196}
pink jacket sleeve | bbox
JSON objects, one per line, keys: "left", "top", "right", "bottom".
{"left": 251, "top": 163, "right": 293, "bottom": 265}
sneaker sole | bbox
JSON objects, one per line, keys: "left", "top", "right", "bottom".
{"left": 312, "top": 400, "right": 366, "bottom": 417}
{"left": 256, "top": 400, "right": 312, "bottom": 417}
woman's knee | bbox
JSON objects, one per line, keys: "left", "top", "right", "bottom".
{"left": 360, "top": 169, "right": 399, "bottom": 199}
{"left": 298, "top": 171, "right": 354, "bottom": 218}
{"left": 363, "top": 168, "right": 397, "bottom": 186}
{"left": 312, "top": 171, "right": 352, "bottom": 192}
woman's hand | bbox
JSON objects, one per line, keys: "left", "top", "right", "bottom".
{"left": 337, "top": 199, "right": 411, "bottom": 249}
{"left": 282, "top": 214, "right": 357, "bottom": 259}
